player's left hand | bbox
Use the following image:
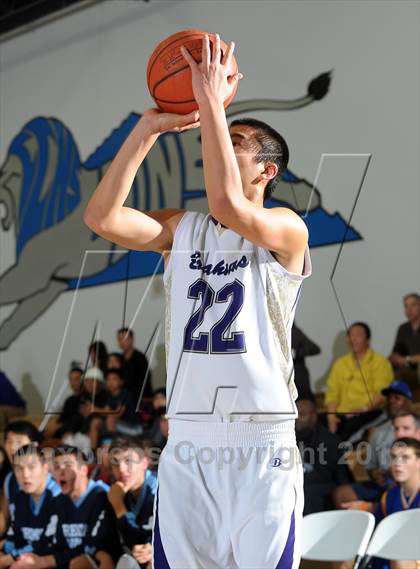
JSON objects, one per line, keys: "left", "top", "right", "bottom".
{"left": 107, "top": 481, "right": 128, "bottom": 517}
{"left": 132, "top": 544, "right": 152, "bottom": 564}
{"left": 11, "top": 554, "right": 45, "bottom": 569}
{"left": 141, "top": 108, "right": 200, "bottom": 135}
{"left": 181, "top": 34, "right": 242, "bottom": 107}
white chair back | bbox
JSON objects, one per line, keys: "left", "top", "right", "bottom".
{"left": 116, "top": 553, "right": 140, "bottom": 569}
{"left": 365, "top": 509, "right": 420, "bottom": 561}
{"left": 302, "top": 510, "right": 376, "bottom": 561}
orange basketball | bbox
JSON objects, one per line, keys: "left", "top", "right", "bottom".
{"left": 147, "top": 29, "right": 238, "bottom": 115}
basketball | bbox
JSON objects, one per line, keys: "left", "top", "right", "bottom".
{"left": 147, "top": 29, "right": 238, "bottom": 115}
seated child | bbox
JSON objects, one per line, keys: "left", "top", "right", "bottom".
{"left": 0, "top": 444, "right": 60, "bottom": 567}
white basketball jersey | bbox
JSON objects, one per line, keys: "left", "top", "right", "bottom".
{"left": 163, "top": 211, "right": 312, "bottom": 422}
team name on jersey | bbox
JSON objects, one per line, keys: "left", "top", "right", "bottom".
{"left": 62, "top": 523, "right": 86, "bottom": 548}
{"left": 21, "top": 527, "right": 44, "bottom": 543}
{"left": 189, "top": 251, "right": 250, "bottom": 276}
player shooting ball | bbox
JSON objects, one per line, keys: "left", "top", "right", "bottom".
{"left": 84, "top": 31, "right": 311, "bottom": 569}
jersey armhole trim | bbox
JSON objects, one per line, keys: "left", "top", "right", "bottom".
{"left": 163, "top": 211, "right": 191, "bottom": 283}
{"left": 261, "top": 245, "right": 312, "bottom": 281}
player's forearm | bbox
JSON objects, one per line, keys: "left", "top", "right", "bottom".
{"left": 0, "top": 554, "right": 14, "bottom": 568}
{"left": 199, "top": 98, "right": 244, "bottom": 215}
{"left": 38, "top": 554, "right": 57, "bottom": 568}
{"left": 327, "top": 402, "right": 337, "bottom": 413}
{"left": 84, "top": 118, "right": 158, "bottom": 231}
{"left": 367, "top": 394, "right": 385, "bottom": 411}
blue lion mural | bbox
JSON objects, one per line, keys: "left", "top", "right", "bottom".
{"left": 0, "top": 71, "right": 361, "bottom": 350}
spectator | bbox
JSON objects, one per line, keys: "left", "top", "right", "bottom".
{"left": 0, "top": 370, "right": 26, "bottom": 432}
{"left": 92, "top": 434, "right": 115, "bottom": 485}
{"left": 151, "top": 388, "right": 166, "bottom": 413}
{"left": 107, "top": 353, "right": 124, "bottom": 370}
{"left": 107, "top": 436, "right": 157, "bottom": 568}
{"left": 0, "top": 447, "right": 10, "bottom": 489}
{"left": 296, "top": 399, "right": 352, "bottom": 514}
{"left": 334, "top": 381, "right": 413, "bottom": 507}
{"left": 393, "top": 411, "right": 420, "bottom": 440}
{"left": 292, "top": 324, "right": 321, "bottom": 401}
{"left": 49, "top": 445, "right": 117, "bottom": 568}
{"left": 325, "top": 322, "right": 394, "bottom": 440}
{"left": 63, "top": 367, "right": 108, "bottom": 451}
{"left": 89, "top": 341, "right": 109, "bottom": 376}
{"left": 142, "top": 389, "right": 167, "bottom": 443}
{"left": 338, "top": 411, "right": 419, "bottom": 513}
{"left": 104, "top": 369, "right": 140, "bottom": 435}
{"left": 374, "top": 438, "right": 420, "bottom": 569}
{"left": 117, "top": 328, "right": 152, "bottom": 402}
{"left": 150, "top": 411, "right": 168, "bottom": 458}
{"left": 44, "top": 367, "right": 83, "bottom": 439}
{"left": 389, "top": 293, "right": 420, "bottom": 395}
{"left": 1, "top": 421, "right": 42, "bottom": 539}
{"left": 0, "top": 444, "right": 60, "bottom": 567}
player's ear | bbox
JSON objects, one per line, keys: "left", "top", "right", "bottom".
{"left": 261, "top": 162, "right": 278, "bottom": 181}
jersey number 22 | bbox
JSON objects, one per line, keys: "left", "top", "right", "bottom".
{"left": 183, "top": 278, "right": 246, "bottom": 354}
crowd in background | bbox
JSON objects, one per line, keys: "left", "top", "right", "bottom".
{"left": 0, "top": 293, "right": 418, "bottom": 568}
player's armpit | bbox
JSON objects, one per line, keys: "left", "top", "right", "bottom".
{"left": 85, "top": 208, "right": 185, "bottom": 253}
{"left": 213, "top": 201, "right": 308, "bottom": 259}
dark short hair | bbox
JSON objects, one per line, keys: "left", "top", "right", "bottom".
{"left": 347, "top": 322, "right": 371, "bottom": 340}
{"left": 12, "top": 443, "right": 45, "bottom": 463}
{"left": 52, "top": 444, "right": 88, "bottom": 464}
{"left": 105, "top": 368, "right": 124, "bottom": 381}
{"left": 108, "top": 352, "right": 124, "bottom": 365}
{"left": 69, "top": 366, "right": 83, "bottom": 375}
{"left": 118, "top": 327, "right": 133, "bottom": 338}
{"left": 393, "top": 411, "right": 420, "bottom": 428}
{"left": 110, "top": 435, "right": 147, "bottom": 455}
{"left": 403, "top": 293, "right": 420, "bottom": 303}
{"left": 391, "top": 437, "right": 420, "bottom": 458}
{"left": 5, "top": 421, "right": 41, "bottom": 444}
{"left": 229, "top": 118, "right": 289, "bottom": 201}
{"left": 153, "top": 388, "right": 166, "bottom": 398}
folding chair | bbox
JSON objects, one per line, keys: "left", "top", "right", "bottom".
{"left": 116, "top": 553, "right": 140, "bottom": 568}
{"left": 359, "top": 509, "right": 420, "bottom": 568}
{"left": 302, "top": 510, "right": 376, "bottom": 569}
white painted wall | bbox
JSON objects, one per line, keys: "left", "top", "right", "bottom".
{"left": 0, "top": 0, "right": 418, "bottom": 412}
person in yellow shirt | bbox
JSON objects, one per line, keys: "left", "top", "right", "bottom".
{"left": 326, "top": 322, "right": 394, "bottom": 440}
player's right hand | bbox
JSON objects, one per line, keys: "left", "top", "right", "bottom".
{"left": 141, "top": 107, "right": 200, "bottom": 135}
{"left": 327, "top": 413, "right": 340, "bottom": 433}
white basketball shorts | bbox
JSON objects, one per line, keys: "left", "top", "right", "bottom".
{"left": 152, "top": 420, "right": 303, "bottom": 569}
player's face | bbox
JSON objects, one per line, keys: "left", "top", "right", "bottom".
{"left": 14, "top": 454, "right": 49, "bottom": 496}
{"left": 229, "top": 126, "right": 267, "bottom": 202}
{"left": 347, "top": 325, "right": 369, "bottom": 353}
{"left": 295, "top": 401, "right": 317, "bottom": 431}
{"left": 118, "top": 331, "right": 133, "bottom": 351}
{"left": 394, "top": 416, "right": 420, "bottom": 440}
{"left": 5, "top": 432, "right": 31, "bottom": 463}
{"left": 68, "top": 370, "right": 82, "bottom": 394}
{"left": 83, "top": 377, "right": 98, "bottom": 394}
{"left": 388, "top": 393, "right": 409, "bottom": 416}
{"left": 160, "top": 416, "right": 169, "bottom": 438}
{"left": 106, "top": 372, "right": 122, "bottom": 394}
{"left": 53, "top": 454, "right": 85, "bottom": 495}
{"left": 404, "top": 296, "right": 420, "bottom": 322}
{"left": 153, "top": 393, "right": 166, "bottom": 410}
{"left": 390, "top": 446, "right": 420, "bottom": 483}
{"left": 111, "top": 448, "right": 148, "bottom": 490}
{"left": 107, "top": 355, "right": 122, "bottom": 369}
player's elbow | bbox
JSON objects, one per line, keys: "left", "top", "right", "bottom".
{"left": 83, "top": 207, "right": 97, "bottom": 231}
{"left": 83, "top": 207, "right": 114, "bottom": 235}
{"left": 210, "top": 195, "right": 241, "bottom": 226}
